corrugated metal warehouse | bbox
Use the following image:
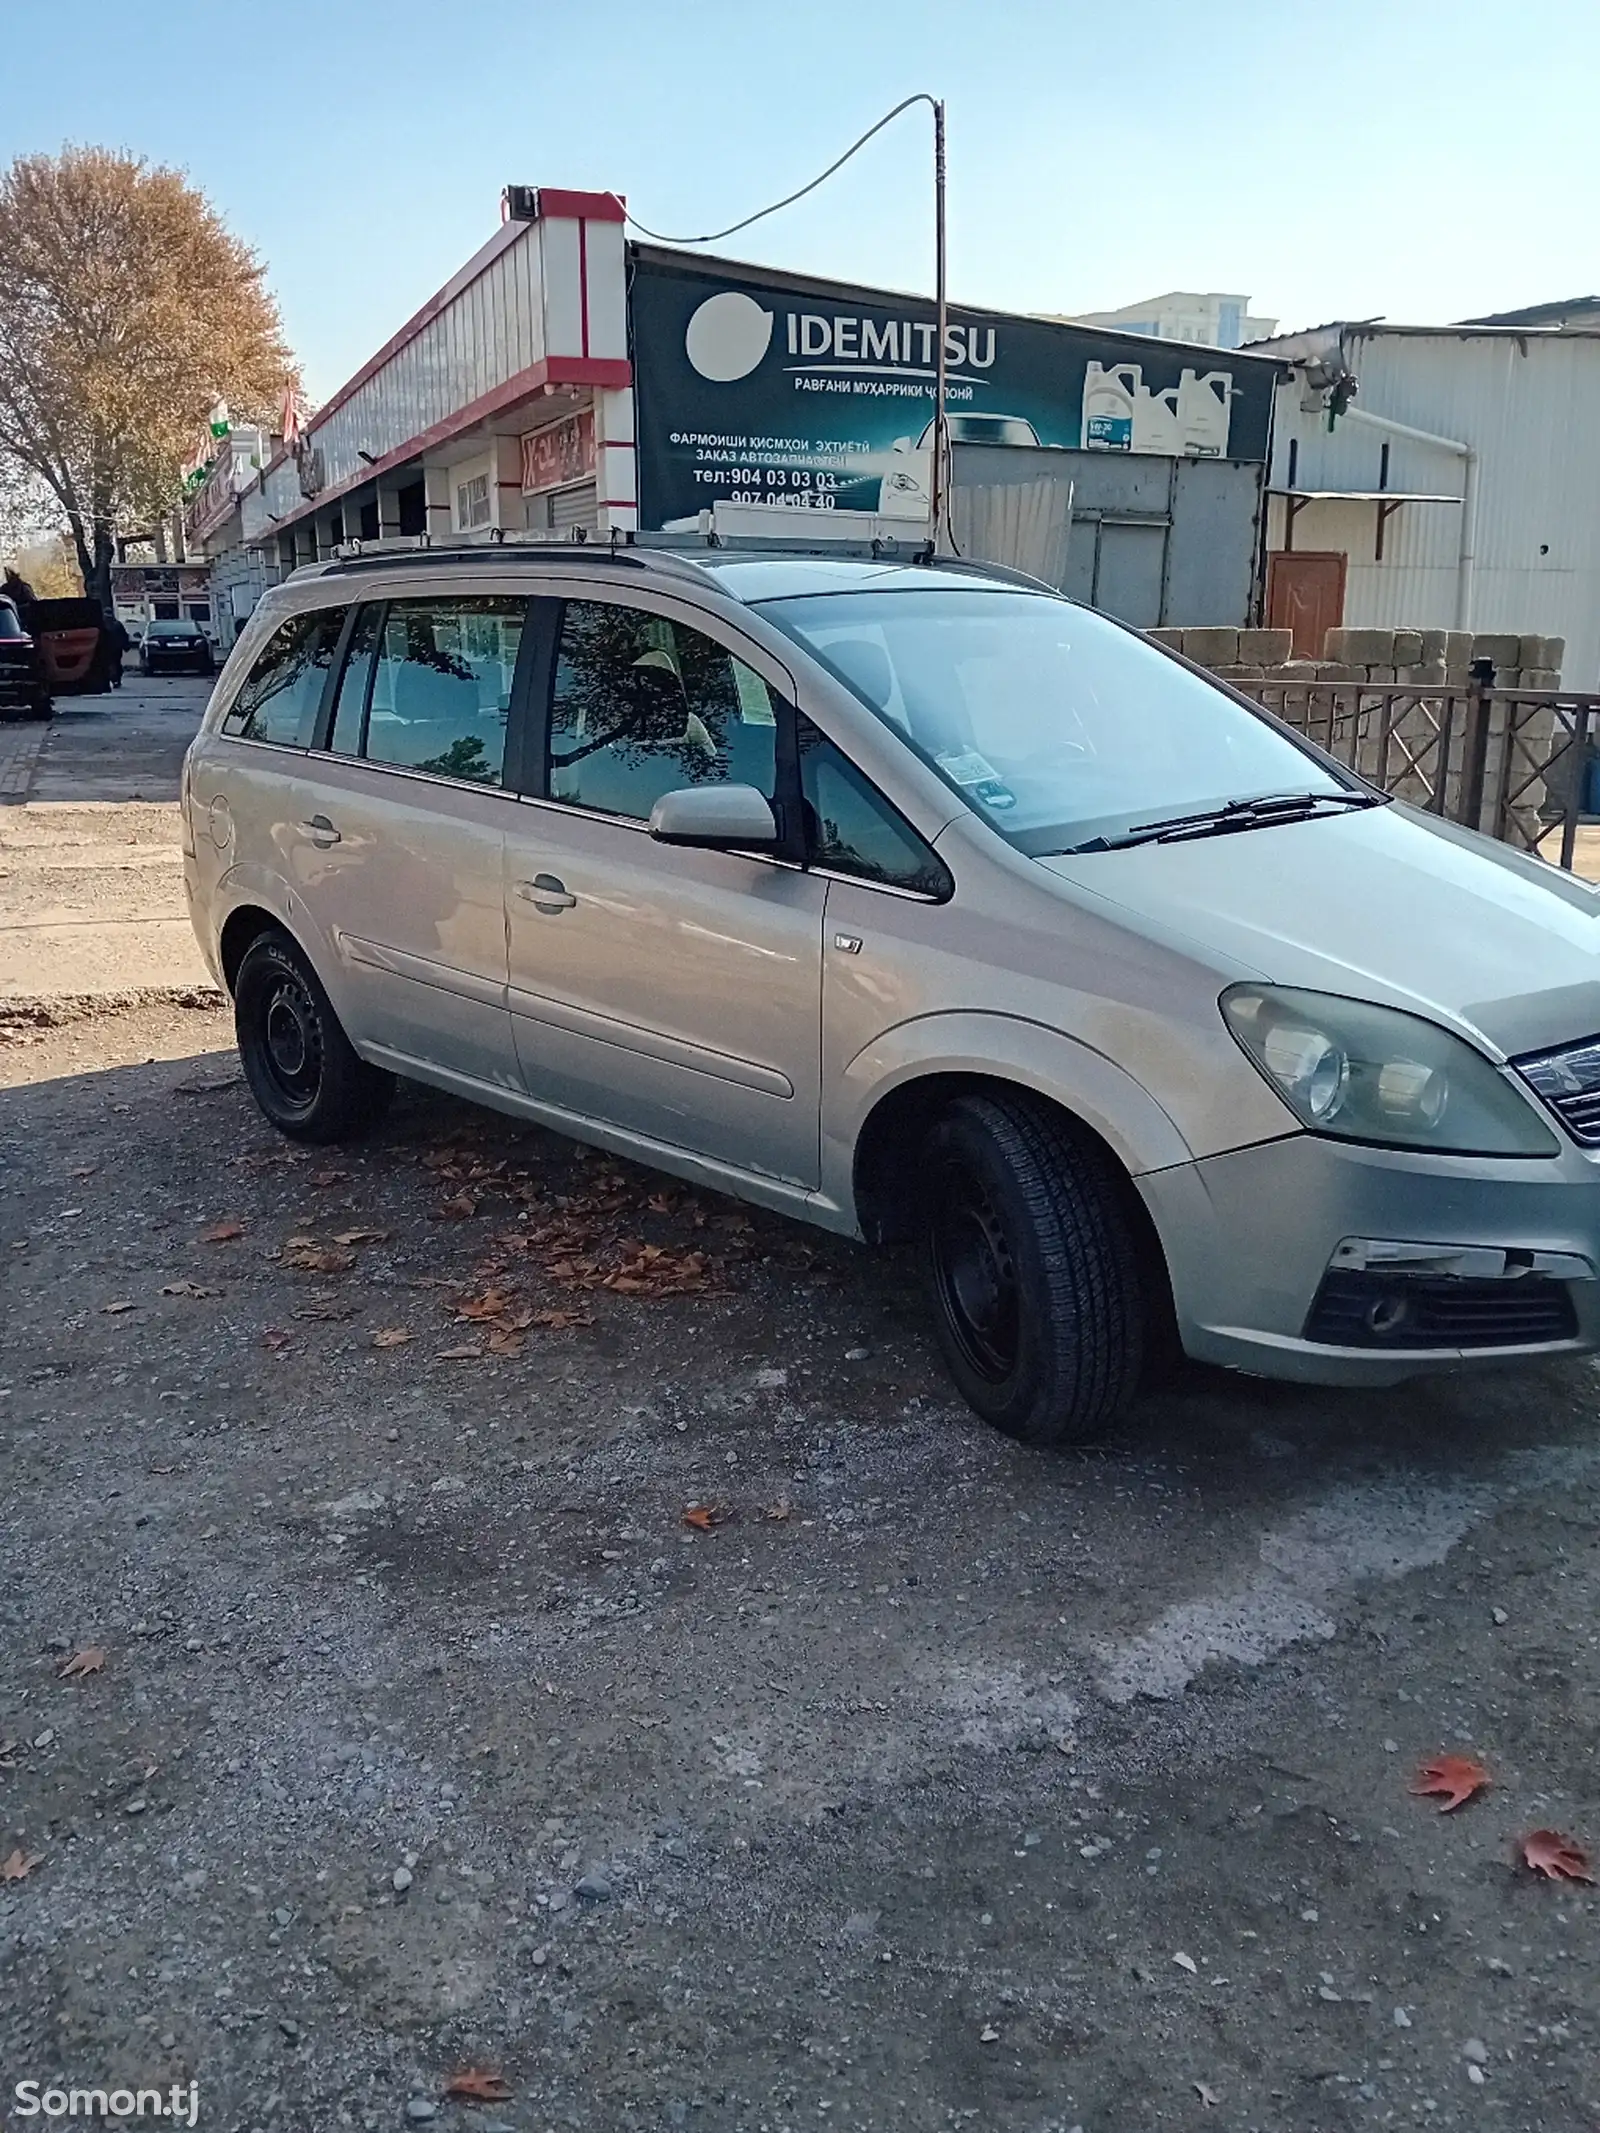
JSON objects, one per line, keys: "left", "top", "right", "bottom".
{"left": 1255, "top": 320, "right": 1600, "bottom": 685}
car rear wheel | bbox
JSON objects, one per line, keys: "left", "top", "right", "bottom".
{"left": 923, "top": 1090, "right": 1145, "bottom": 1446}
{"left": 234, "top": 929, "right": 394, "bottom": 1142}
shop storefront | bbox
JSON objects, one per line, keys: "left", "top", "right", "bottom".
{"left": 180, "top": 424, "right": 273, "bottom": 645}
{"left": 232, "top": 185, "right": 1283, "bottom": 627}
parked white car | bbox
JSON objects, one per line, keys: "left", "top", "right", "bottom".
{"left": 183, "top": 545, "right": 1600, "bottom": 1443}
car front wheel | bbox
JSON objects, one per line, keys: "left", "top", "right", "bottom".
{"left": 923, "top": 1090, "right": 1145, "bottom": 1446}
{"left": 234, "top": 929, "right": 394, "bottom": 1142}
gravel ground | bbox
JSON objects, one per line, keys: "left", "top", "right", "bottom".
{"left": 3, "top": 1000, "right": 1600, "bottom": 2133}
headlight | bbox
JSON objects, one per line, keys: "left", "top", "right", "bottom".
{"left": 1221, "top": 985, "right": 1559, "bottom": 1157}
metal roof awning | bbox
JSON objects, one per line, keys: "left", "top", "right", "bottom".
{"left": 1268, "top": 486, "right": 1463, "bottom": 560}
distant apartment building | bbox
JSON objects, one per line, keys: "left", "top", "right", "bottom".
{"left": 1063, "top": 291, "right": 1278, "bottom": 351}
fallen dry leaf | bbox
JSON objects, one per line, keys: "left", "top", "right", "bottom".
{"left": 452, "top": 1289, "right": 516, "bottom": 1321}
{"left": 372, "top": 1327, "right": 413, "bottom": 1349}
{"left": 530, "top": 1308, "right": 593, "bottom": 1331}
{"left": 160, "top": 1281, "right": 221, "bottom": 1299}
{"left": 1, "top": 1848, "right": 41, "bottom": 1883}
{"left": 682, "top": 1503, "right": 733, "bottom": 1531}
{"left": 281, "top": 1242, "right": 355, "bottom": 1274}
{"left": 436, "top": 1344, "right": 483, "bottom": 1361}
{"left": 761, "top": 1499, "right": 792, "bottom": 1523}
{"left": 68, "top": 1164, "right": 97, "bottom": 1179}
{"left": 434, "top": 1191, "right": 480, "bottom": 1221}
{"left": 310, "top": 1167, "right": 350, "bottom": 1188}
{"left": 202, "top": 1219, "right": 246, "bottom": 1243}
{"left": 334, "top": 1228, "right": 390, "bottom": 1247}
{"left": 485, "top": 1327, "right": 526, "bottom": 1358}
{"left": 1410, "top": 1754, "right": 1490, "bottom": 1814}
{"left": 57, "top": 1647, "right": 106, "bottom": 1679}
{"left": 260, "top": 1327, "right": 291, "bottom": 1351}
{"left": 442, "top": 2068, "right": 512, "bottom": 2104}
{"left": 1520, "top": 1828, "right": 1595, "bottom": 1883}
{"left": 1194, "top": 2082, "right": 1221, "bottom": 2108}
{"left": 100, "top": 1300, "right": 135, "bottom": 1316}
{"left": 174, "top": 1074, "right": 241, "bottom": 1096}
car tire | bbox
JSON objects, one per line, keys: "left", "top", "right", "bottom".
{"left": 922, "top": 1089, "right": 1145, "bottom": 1446}
{"left": 234, "top": 929, "right": 395, "bottom": 1143}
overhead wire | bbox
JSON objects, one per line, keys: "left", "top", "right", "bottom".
{"left": 623, "top": 95, "right": 936, "bottom": 246}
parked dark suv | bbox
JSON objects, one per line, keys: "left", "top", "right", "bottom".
{"left": 0, "top": 597, "right": 53, "bottom": 721}
{"left": 140, "top": 618, "right": 215, "bottom": 676}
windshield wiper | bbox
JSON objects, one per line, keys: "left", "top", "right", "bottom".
{"left": 1064, "top": 789, "right": 1386, "bottom": 855}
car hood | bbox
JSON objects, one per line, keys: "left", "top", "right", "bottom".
{"left": 1038, "top": 802, "right": 1600, "bottom": 1058}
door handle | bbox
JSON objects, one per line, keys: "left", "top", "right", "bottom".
{"left": 515, "top": 873, "right": 577, "bottom": 913}
{"left": 297, "top": 814, "right": 341, "bottom": 847}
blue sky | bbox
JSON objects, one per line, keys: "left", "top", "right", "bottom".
{"left": 8, "top": 0, "right": 1597, "bottom": 402}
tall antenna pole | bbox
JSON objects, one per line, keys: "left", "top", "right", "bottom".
{"left": 930, "top": 98, "right": 949, "bottom": 551}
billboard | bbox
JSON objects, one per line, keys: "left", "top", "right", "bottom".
{"left": 630, "top": 252, "right": 1276, "bottom": 533}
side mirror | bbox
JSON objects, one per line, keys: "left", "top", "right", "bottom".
{"left": 648, "top": 783, "right": 780, "bottom": 850}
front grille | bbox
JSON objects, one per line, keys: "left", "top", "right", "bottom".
{"left": 1515, "top": 1034, "right": 1600, "bottom": 1147}
{"left": 1305, "top": 1268, "right": 1578, "bottom": 1350}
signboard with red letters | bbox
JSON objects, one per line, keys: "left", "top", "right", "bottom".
{"left": 520, "top": 409, "right": 595, "bottom": 495}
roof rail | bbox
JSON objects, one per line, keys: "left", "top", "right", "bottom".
{"left": 289, "top": 535, "right": 715, "bottom": 585}
{"left": 284, "top": 530, "right": 1053, "bottom": 594}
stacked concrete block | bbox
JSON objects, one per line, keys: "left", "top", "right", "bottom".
{"left": 1179, "top": 627, "right": 1240, "bottom": 666}
{"left": 1237, "top": 628, "right": 1293, "bottom": 666}
{"left": 1149, "top": 623, "right": 1562, "bottom": 690}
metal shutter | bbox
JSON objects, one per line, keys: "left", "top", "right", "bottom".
{"left": 547, "top": 482, "right": 598, "bottom": 535}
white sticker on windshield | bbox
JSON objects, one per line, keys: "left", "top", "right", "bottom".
{"left": 937, "top": 750, "right": 1001, "bottom": 787}
{"left": 937, "top": 749, "right": 1017, "bottom": 811}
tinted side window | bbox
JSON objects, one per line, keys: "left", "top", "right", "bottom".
{"left": 222, "top": 609, "right": 343, "bottom": 745}
{"left": 549, "top": 600, "right": 778, "bottom": 821}
{"left": 798, "top": 719, "right": 952, "bottom": 898}
{"left": 363, "top": 597, "right": 523, "bottom": 786}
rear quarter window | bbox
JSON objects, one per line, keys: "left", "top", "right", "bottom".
{"left": 221, "top": 609, "right": 345, "bottom": 746}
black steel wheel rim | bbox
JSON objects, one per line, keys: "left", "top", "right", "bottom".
{"left": 930, "top": 1154, "right": 1021, "bottom": 1383}
{"left": 257, "top": 970, "right": 323, "bottom": 1113}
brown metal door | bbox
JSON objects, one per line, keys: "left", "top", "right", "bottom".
{"left": 1266, "top": 550, "right": 1346, "bottom": 659}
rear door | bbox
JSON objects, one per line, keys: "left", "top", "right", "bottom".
{"left": 284, "top": 593, "right": 528, "bottom": 1094}
{"left": 503, "top": 592, "right": 826, "bottom": 1188}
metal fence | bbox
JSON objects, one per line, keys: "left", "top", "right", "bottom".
{"left": 1235, "top": 671, "right": 1600, "bottom": 869}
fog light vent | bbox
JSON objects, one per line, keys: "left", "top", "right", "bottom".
{"left": 1304, "top": 1269, "right": 1577, "bottom": 1350}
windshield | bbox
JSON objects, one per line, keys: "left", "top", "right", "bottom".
{"left": 148, "top": 620, "right": 194, "bottom": 637}
{"left": 758, "top": 587, "right": 1348, "bottom": 855}
{"left": 0, "top": 604, "right": 24, "bottom": 641}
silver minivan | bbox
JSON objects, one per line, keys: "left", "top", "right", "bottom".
{"left": 182, "top": 545, "right": 1600, "bottom": 1444}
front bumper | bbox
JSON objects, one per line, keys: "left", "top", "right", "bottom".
{"left": 1139, "top": 1131, "right": 1600, "bottom": 1384}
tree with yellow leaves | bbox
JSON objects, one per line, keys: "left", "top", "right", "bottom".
{"left": 0, "top": 146, "right": 297, "bottom": 611}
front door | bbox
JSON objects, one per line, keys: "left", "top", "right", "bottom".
{"left": 1266, "top": 549, "right": 1346, "bottom": 660}
{"left": 504, "top": 595, "right": 825, "bottom": 1188}
{"left": 285, "top": 593, "right": 527, "bottom": 1093}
